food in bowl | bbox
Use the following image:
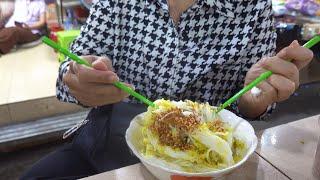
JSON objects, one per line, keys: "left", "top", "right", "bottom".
{"left": 139, "top": 99, "right": 247, "bottom": 173}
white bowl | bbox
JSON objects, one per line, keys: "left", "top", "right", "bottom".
{"left": 125, "top": 108, "right": 258, "bottom": 180}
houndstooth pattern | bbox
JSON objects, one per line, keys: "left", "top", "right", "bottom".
{"left": 56, "top": 0, "right": 277, "bottom": 119}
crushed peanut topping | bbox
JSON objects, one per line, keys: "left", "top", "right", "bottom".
{"left": 209, "top": 119, "right": 226, "bottom": 133}
{"left": 151, "top": 108, "right": 200, "bottom": 150}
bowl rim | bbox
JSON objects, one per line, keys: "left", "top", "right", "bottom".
{"left": 125, "top": 108, "right": 258, "bottom": 176}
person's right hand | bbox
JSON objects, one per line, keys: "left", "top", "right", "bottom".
{"left": 63, "top": 56, "right": 131, "bottom": 107}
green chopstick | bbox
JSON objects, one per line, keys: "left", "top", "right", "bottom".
{"left": 42, "top": 37, "right": 156, "bottom": 107}
{"left": 216, "top": 35, "right": 320, "bottom": 113}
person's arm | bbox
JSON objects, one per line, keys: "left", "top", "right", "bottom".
{"left": 0, "top": 2, "right": 14, "bottom": 29}
{"left": 56, "top": 1, "right": 119, "bottom": 105}
{"left": 26, "top": 12, "right": 46, "bottom": 30}
{"left": 236, "top": 1, "right": 313, "bottom": 119}
{"left": 239, "top": 41, "right": 313, "bottom": 118}
{"left": 226, "top": 0, "right": 277, "bottom": 120}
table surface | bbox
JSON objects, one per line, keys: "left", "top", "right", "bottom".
{"left": 82, "top": 153, "right": 289, "bottom": 180}
{"left": 82, "top": 115, "right": 320, "bottom": 180}
{"left": 257, "top": 115, "right": 320, "bottom": 180}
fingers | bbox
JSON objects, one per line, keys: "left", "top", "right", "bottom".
{"left": 70, "top": 56, "right": 113, "bottom": 72}
{"left": 123, "top": 83, "right": 135, "bottom": 90}
{"left": 62, "top": 55, "right": 132, "bottom": 107}
{"left": 261, "top": 57, "right": 299, "bottom": 89}
{"left": 92, "top": 56, "right": 114, "bottom": 71}
{"left": 69, "top": 61, "right": 76, "bottom": 74}
{"left": 83, "top": 84, "right": 130, "bottom": 98}
{"left": 92, "top": 58, "right": 114, "bottom": 71}
{"left": 256, "top": 81, "right": 277, "bottom": 105}
{"left": 63, "top": 71, "right": 130, "bottom": 106}
{"left": 243, "top": 40, "right": 313, "bottom": 107}
{"left": 63, "top": 71, "right": 80, "bottom": 91}
{"left": 73, "top": 63, "right": 119, "bottom": 84}
{"left": 69, "top": 56, "right": 117, "bottom": 84}
{"left": 267, "top": 74, "right": 296, "bottom": 102}
{"left": 259, "top": 40, "right": 313, "bottom": 91}
{"left": 79, "top": 56, "right": 114, "bottom": 71}
{"left": 256, "top": 74, "right": 296, "bottom": 103}
{"left": 277, "top": 40, "right": 314, "bottom": 70}
{"left": 80, "top": 55, "right": 100, "bottom": 64}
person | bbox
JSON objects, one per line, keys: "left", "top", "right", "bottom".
{"left": 0, "top": 1, "right": 14, "bottom": 29}
{"left": 21, "top": 0, "right": 314, "bottom": 179}
{"left": 0, "top": 0, "right": 46, "bottom": 54}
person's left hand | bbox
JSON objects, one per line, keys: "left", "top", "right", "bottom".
{"left": 239, "top": 40, "right": 314, "bottom": 118}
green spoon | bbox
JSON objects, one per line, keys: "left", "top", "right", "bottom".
{"left": 216, "top": 35, "right": 320, "bottom": 113}
{"left": 42, "top": 37, "right": 156, "bottom": 107}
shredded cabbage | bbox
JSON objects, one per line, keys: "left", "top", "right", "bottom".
{"left": 140, "top": 99, "right": 247, "bottom": 172}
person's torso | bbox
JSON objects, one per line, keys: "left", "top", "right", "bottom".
{"left": 82, "top": 0, "right": 275, "bottom": 105}
{"left": 6, "top": 0, "right": 45, "bottom": 33}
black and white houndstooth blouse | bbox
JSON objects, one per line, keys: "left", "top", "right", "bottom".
{"left": 56, "top": 0, "right": 277, "bottom": 120}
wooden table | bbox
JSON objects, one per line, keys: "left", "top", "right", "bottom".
{"left": 82, "top": 115, "right": 320, "bottom": 180}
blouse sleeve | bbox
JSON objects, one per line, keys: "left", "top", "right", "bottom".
{"left": 56, "top": 1, "right": 115, "bottom": 105}
{"left": 230, "top": 0, "right": 278, "bottom": 120}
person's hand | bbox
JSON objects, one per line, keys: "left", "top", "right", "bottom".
{"left": 239, "top": 40, "right": 314, "bottom": 118}
{"left": 63, "top": 56, "right": 132, "bottom": 107}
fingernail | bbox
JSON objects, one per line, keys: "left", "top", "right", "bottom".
{"left": 73, "top": 63, "right": 78, "bottom": 73}
{"left": 91, "top": 60, "right": 98, "bottom": 66}
{"left": 112, "top": 76, "right": 119, "bottom": 82}
{"left": 290, "top": 40, "right": 300, "bottom": 47}
{"left": 125, "top": 83, "right": 135, "bottom": 90}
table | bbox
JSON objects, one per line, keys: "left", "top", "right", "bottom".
{"left": 81, "top": 115, "right": 320, "bottom": 180}
{"left": 257, "top": 115, "right": 320, "bottom": 180}
{"left": 82, "top": 153, "right": 288, "bottom": 180}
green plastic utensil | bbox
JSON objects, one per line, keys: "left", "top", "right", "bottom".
{"left": 42, "top": 37, "right": 156, "bottom": 107}
{"left": 216, "top": 35, "right": 320, "bottom": 113}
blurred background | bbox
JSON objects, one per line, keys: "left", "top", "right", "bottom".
{"left": 0, "top": 0, "right": 319, "bottom": 179}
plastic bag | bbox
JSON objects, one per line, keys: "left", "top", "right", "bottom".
{"left": 285, "top": 0, "right": 303, "bottom": 11}
{"left": 286, "top": 0, "right": 320, "bottom": 16}
{"left": 301, "top": 0, "right": 320, "bottom": 16}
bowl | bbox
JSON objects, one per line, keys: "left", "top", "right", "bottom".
{"left": 125, "top": 108, "right": 258, "bottom": 180}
